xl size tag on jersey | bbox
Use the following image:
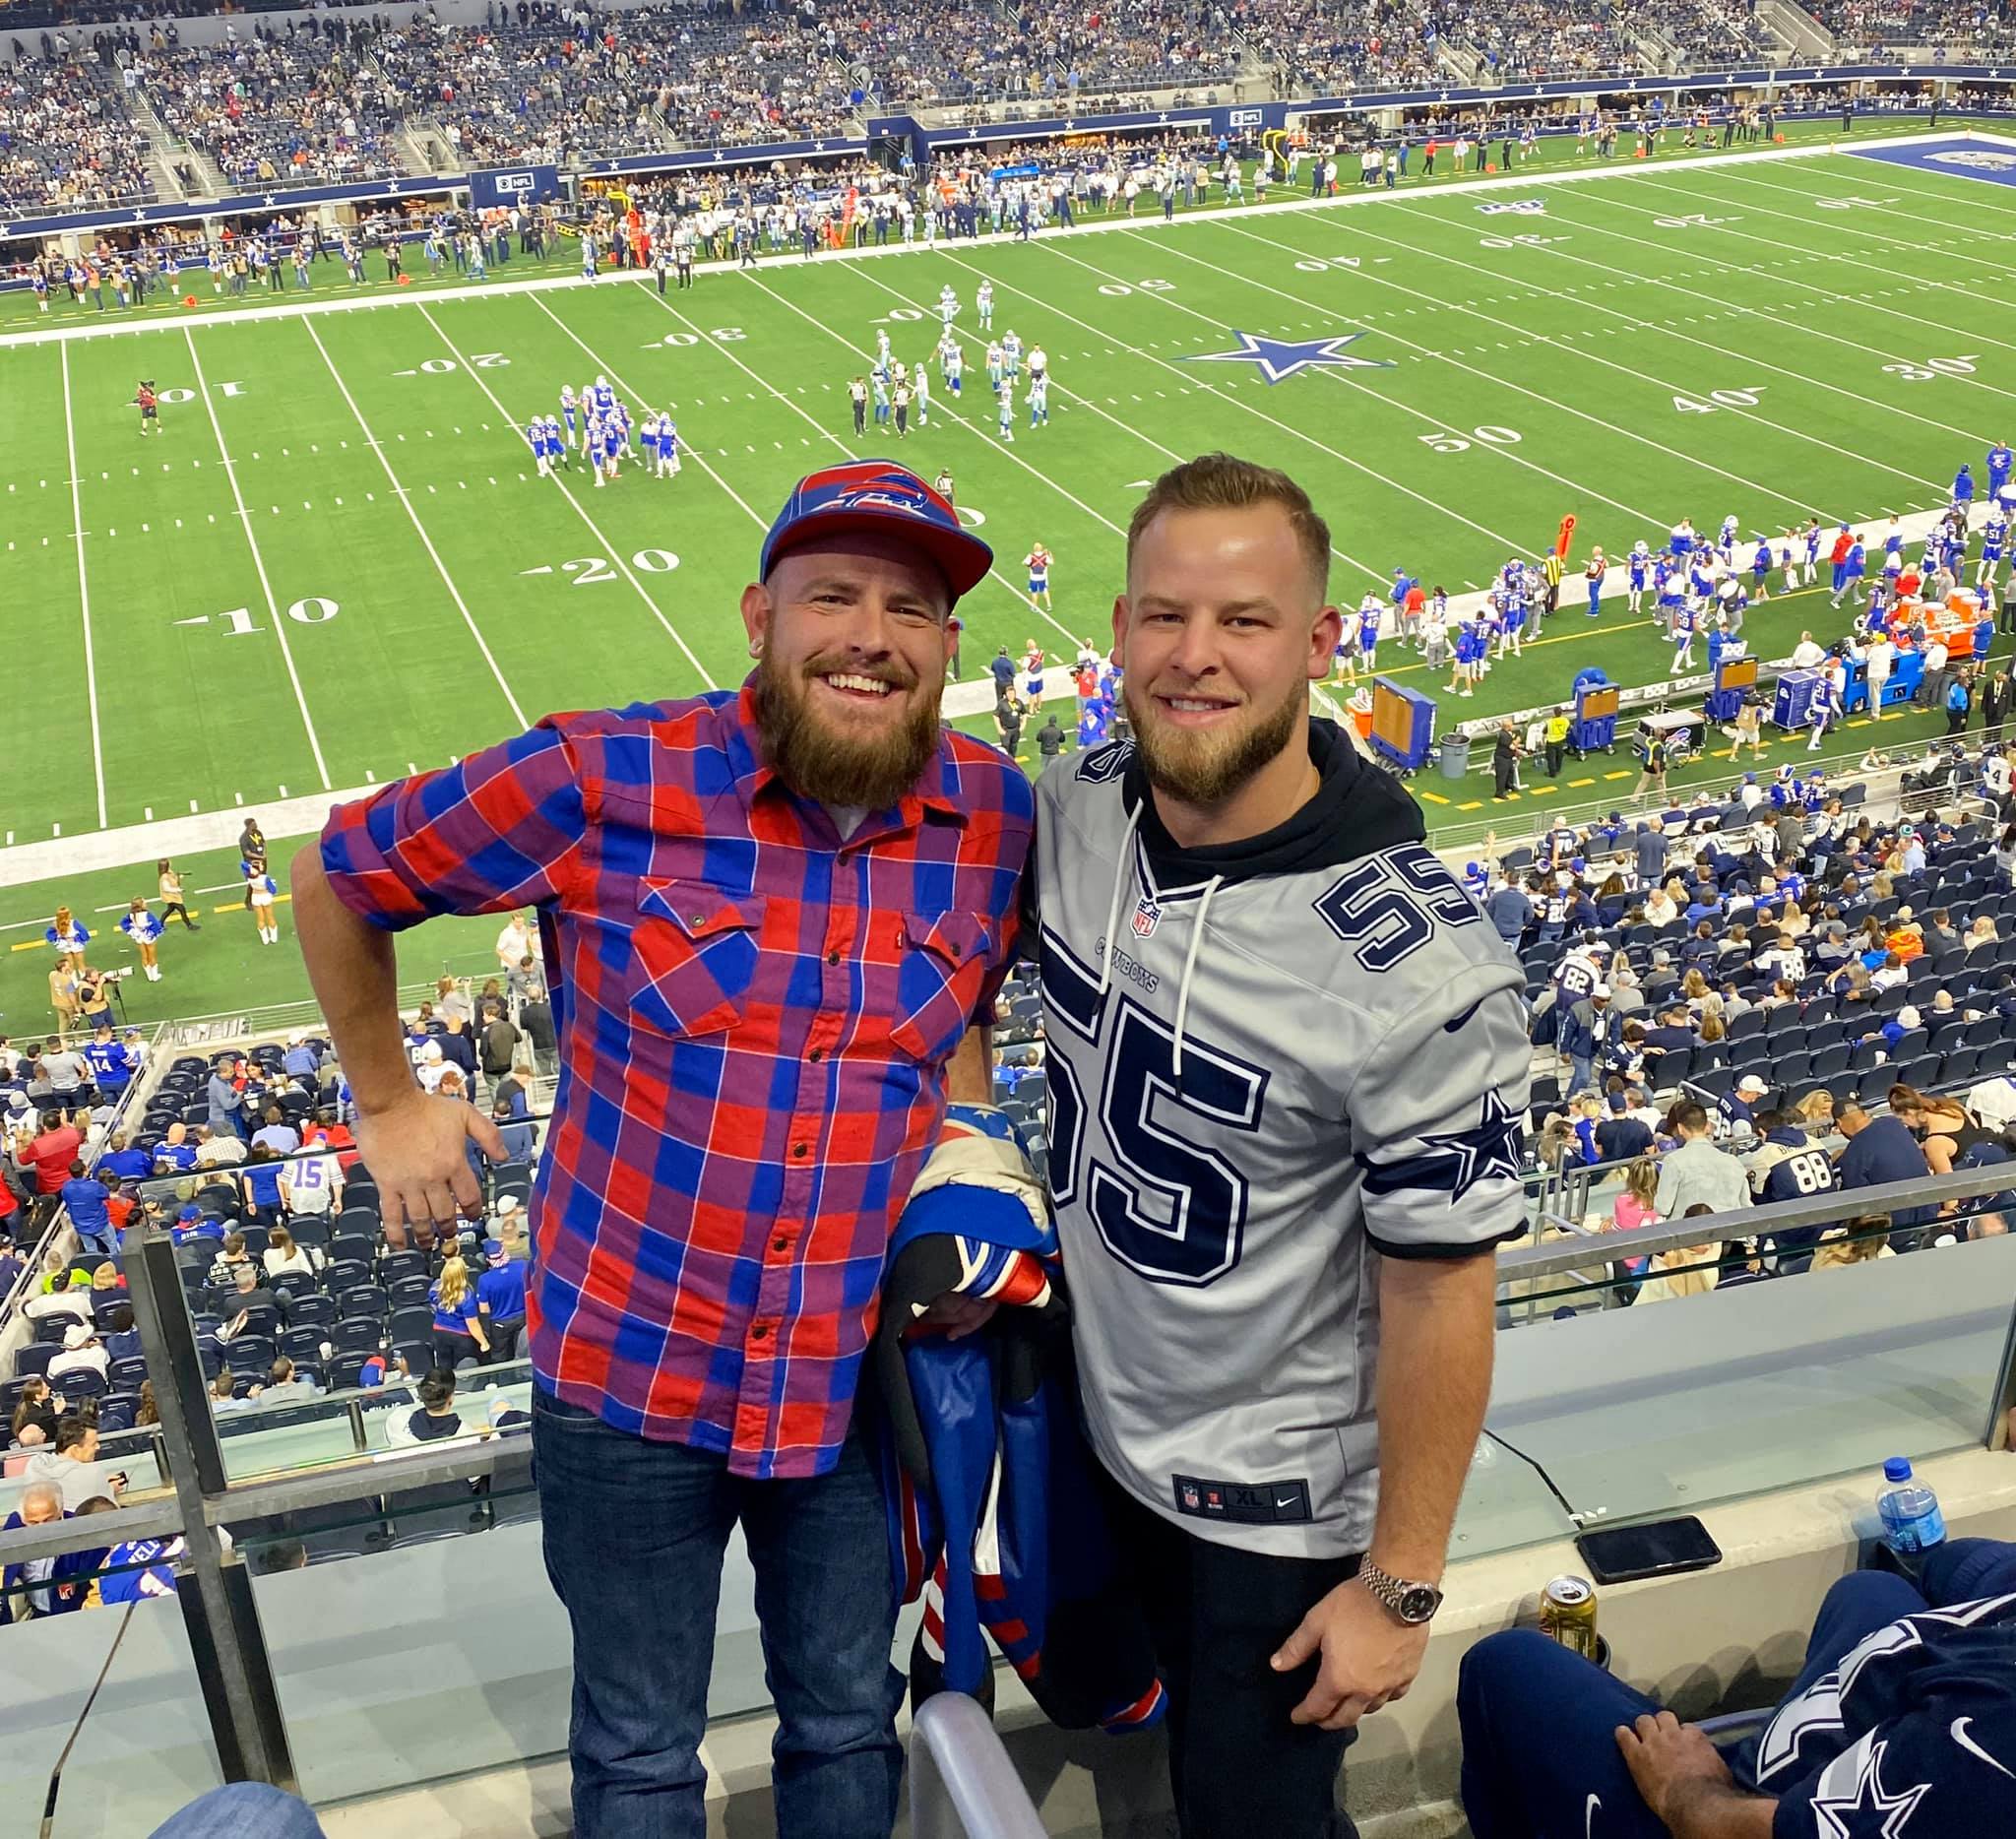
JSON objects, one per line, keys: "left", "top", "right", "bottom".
{"left": 1171, "top": 1475, "right": 1312, "bottom": 1525}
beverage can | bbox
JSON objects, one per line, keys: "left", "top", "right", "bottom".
{"left": 1542, "top": 1573, "right": 1600, "bottom": 1659}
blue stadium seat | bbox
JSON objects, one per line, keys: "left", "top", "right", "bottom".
{"left": 339, "top": 1284, "right": 389, "bottom": 1321}
{"left": 224, "top": 1335, "right": 277, "bottom": 1374}
{"left": 1807, "top": 1044, "right": 1852, "bottom": 1083}
{"left": 332, "top": 1318, "right": 383, "bottom": 1355}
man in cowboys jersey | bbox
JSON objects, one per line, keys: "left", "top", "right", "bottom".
{"left": 1024, "top": 455, "right": 1530, "bottom": 1837}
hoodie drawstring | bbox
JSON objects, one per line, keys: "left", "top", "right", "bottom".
{"left": 1097, "top": 800, "right": 1145, "bottom": 1000}
{"left": 1171, "top": 876, "right": 1222, "bottom": 1085}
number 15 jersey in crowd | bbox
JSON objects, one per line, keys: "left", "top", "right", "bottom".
{"left": 1029, "top": 722, "right": 1531, "bottom": 1558}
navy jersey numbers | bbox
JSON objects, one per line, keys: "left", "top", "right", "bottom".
{"left": 1313, "top": 845, "right": 1481, "bottom": 974}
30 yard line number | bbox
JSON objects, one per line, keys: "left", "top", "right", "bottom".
{"left": 650, "top": 327, "right": 745, "bottom": 346}
{"left": 1882, "top": 354, "right": 1980, "bottom": 382}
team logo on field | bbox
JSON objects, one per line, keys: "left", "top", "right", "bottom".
{"left": 1927, "top": 151, "right": 2016, "bottom": 169}
{"left": 1180, "top": 329, "right": 1395, "bottom": 384}
{"left": 1478, "top": 200, "right": 1547, "bottom": 216}
{"left": 1131, "top": 895, "right": 1164, "bottom": 938}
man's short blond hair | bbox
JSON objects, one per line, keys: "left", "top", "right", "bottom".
{"left": 1125, "top": 453, "right": 1331, "bottom": 602}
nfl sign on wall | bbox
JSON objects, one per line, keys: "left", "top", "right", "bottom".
{"left": 468, "top": 163, "right": 561, "bottom": 209}
{"left": 1227, "top": 107, "right": 1265, "bottom": 128}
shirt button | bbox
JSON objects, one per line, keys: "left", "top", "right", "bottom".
{"left": 827, "top": 950, "right": 841, "bottom": 967}
{"left": 791, "top": 1142, "right": 807, "bottom": 1159}
{"left": 751, "top": 1323, "right": 770, "bottom": 1341}
{"left": 808, "top": 1046, "right": 825, "bottom": 1062}
{"left": 772, "top": 1236, "right": 789, "bottom": 1253}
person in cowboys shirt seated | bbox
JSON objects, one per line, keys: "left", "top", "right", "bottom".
{"left": 1458, "top": 1536, "right": 2016, "bottom": 1838}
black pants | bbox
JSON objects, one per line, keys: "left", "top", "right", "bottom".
{"left": 161, "top": 901, "right": 198, "bottom": 928}
{"left": 851, "top": 402, "right": 866, "bottom": 435}
{"left": 483, "top": 1316, "right": 525, "bottom": 1363}
{"left": 1105, "top": 1477, "right": 1360, "bottom": 1838}
{"left": 1544, "top": 740, "right": 1565, "bottom": 776}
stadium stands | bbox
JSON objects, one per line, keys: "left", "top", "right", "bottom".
{"left": 1430, "top": 0, "right": 1651, "bottom": 79}
{"left": 0, "top": 51, "right": 156, "bottom": 212}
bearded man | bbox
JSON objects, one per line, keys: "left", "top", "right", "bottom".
{"left": 1023, "top": 454, "right": 1530, "bottom": 1839}
{"left": 291, "top": 461, "right": 1032, "bottom": 1839}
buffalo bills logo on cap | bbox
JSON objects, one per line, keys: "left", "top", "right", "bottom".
{"left": 762, "top": 460, "right": 993, "bottom": 602}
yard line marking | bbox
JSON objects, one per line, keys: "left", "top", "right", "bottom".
{"left": 648, "top": 282, "right": 1082, "bottom": 646}
{"left": 729, "top": 270, "right": 1137, "bottom": 637}
{"left": 1203, "top": 216, "right": 1826, "bottom": 518}
{"left": 820, "top": 262, "right": 1393, "bottom": 586}
{"left": 185, "top": 325, "right": 332, "bottom": 788}
{"left": 418, "top": 301, "right": 716, "bottom": 690}
{"left": 59, "top": 343, "right": 107, "bottom": 828}
{"left": 1564, "top": 173, "right": 2016, "bottom": 405}
{"left": 304, "top": 319, "right": 529, "bottom": 729}
{"left": 1340, "top": 205, "right": 1955, "bottom": 495}
{"left": 1677, "top": 165, "right": 2016, "bottom": 370}
{"left": 953, "top": 243, "right": 1543, "bottom": 561}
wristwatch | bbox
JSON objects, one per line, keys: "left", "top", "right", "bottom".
{"left": 1357, "top": 1559, "right": 1444, "bottom": 1626}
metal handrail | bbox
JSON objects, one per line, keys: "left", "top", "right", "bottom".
{"left": 1497, "top": 1161, "right": 2015, "bottom": 1279}
{"left": 908, "top": 1692, "right": 1047, "bottom": 1839}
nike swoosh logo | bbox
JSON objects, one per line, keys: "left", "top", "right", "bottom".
{"left": 1585, "top": 1793, "right": 1602, "bottom": 1837}
{"left": 1444, "top": 1001, "right": 1483, "bottom": 1033}
{"left": 1276, "top": 1492, "right": 1300, "bottom": 1509}
{"left": 1953, "top": 1716, "right": 2016, "bottom": 1780}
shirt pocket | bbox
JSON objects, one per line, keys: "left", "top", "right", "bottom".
{"left": 624, "top": 878, "right": 768, "bottom": 1041}
{"left": 891, "top": 911, "right": 996, "bottom": 1066}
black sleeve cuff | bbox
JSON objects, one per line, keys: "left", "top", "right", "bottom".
{"left": 1365, "top": 1225, "right": 1524, "bottom": 1262}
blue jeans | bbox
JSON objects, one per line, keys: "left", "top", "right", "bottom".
{"left": 148, "top": 1783, "right": 325, "bottom": 1838}
{"left": 532, "top": 1386, "right": 904, "bottom": 1839}
{"left": 1457, "top": 1540, "right": 2016, "bottom": 1837}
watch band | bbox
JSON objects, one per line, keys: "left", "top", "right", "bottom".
{"left": 1358, "top": 1559, "right": 1443, "bottom": 1624}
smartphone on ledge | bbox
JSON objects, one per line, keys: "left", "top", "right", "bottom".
{"left": 1575, "top": 1515, "right": 1723, "bottom": 1586}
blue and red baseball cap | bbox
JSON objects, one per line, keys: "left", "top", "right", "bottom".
{"left": 760, "top": 461, "right": 992, "bottom": 604}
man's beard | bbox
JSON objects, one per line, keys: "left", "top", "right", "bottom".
{"left": 752, "top": 645, "right": 944, "bottom": 810}
{"left": 1124, "top": 674, "right": 1306, "bottom": 807}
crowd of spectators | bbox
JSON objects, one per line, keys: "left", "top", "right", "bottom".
{"left": 1428, "top": 0, "right": 1649, "bottom": 78}
{"left": 1494, "top": 739, "right": 2016, "bottom": 1300}
{"left": 1247, "top": 0, "right": 1445, "bottom": 94}
{"left": 1006, "top": 0, "right": 1248, "bottom": 97}
{"left": 0, "top": 48, "right": 155, "bottom": 211}
{"left": 1810, "top": 0, "right": 2010, "bottom": 54}
{"left": 1637, "top": 0, "right": 1775, "bottom": 64}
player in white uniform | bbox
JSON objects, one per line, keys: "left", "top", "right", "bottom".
{"left": 937, "top": 284, "right": 958, "bottom": 327}
{"left": 976, "top": 279, "right": 994, "bottom": 330}
{"left": 1028, "top": 455, "right": 1525, "bottom": 1837}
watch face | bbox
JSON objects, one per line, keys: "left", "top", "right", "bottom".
{"left": 1399, "top": 1585, "right": 1440, "bottom": 1623}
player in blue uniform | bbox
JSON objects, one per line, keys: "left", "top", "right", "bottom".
{"left": 1981, "top": 509, "right": 2008, "bottom": 587}
{"left": 1669, "top": 516, "right": 1696, "bottom": 558}
{"left": 1718, "top": 512, "right": 1738, "bottom": 562}
{"left": 591, "top": 375, "right": 616, "bottom": 417}
{"left": 1881, "top": 517, "right": 1905, "bottom": 585}
{"left": 1955, "top": 462, "right": 1977, "bottom": 525}
{"left": 600, "top": 413, "right": 624, "bottom": 482}
{"left": 1748, "top": 537, "right": 1773, "bottom": 599}
{"left": 543, "top": 416, "right": 567, "bottom": 470}
{"left": 1989, "top": 439, "right": 2014, "bottom": 506}
{"left": 1802, "top": 517, "right": 1822, "bottom": 579}
{"left": 1357, "top": 595, "right": 1383, "bottom": 671}
{"left": 527, "top": 418, "right": 550, "bottom": 476}
{"left": 1670, "top": 597, "right": 1698, "bottom": 672}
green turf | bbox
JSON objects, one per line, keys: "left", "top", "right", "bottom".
{"left": 4, "top": 121, "right": 2014, "bottom": 1032}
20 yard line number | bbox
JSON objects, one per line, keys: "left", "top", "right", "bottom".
{"left": 526, "top": 548, "right": 682, "bottom": 586}
{"left": 394, "top": 353, "right": 511, "bottom": 375}
{"left": 175, "top": 598, "right": 339, "bottom": 637}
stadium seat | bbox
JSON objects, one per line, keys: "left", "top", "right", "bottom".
{"left": 54, "top": 1368, "right": 108, "bottom": 1403}
{"left": 96, "top": 1394, "right": 137, "bottom": 1433}
{"left": 387, "top": 1305, "right": 434, "bottom": 1351}
{"left": 1943, "top": 1046, "right": 1984, "bottom": 1087}
{"left": 335, "top": 1207, "right": 379, "bottom": 1237}
{"left": 323, "top": 1259, "right": 371, "bottom": 1294}
{"left": 1690, "top": 1066, "right": 1735, "bottom": 1103}
{"left": 387, "top": 1276, "right": 432, "bottom": 1311}
{"left": 328, "top": 1236, "right": 376, "bottom": 1270}
{"left": 224, "top": 1335, "right": 278, "bottom": 1374}
{"left": 328, "top": 1354, "right": 368, "bottom": 1392}
{"left": 289, "top": 1217, "right": 332, "bottom": 1248}
{"left": 14, "top": 1345, "right": 56, "bottom": 1380}
{"left": 1804, "top": 1020, "right": 1847, "bottom": 1053}
{"left": 104, "top": 1332, "right": 142, "bottom": 1363}
{"left": 332, "top": 1319, "right": 383, "bottom": 1356}
{"left": 1897, "top": 1053, "right": 1945, "bottom": 1093}
{"left": 340, "top": 1284, "right": 389, "bottom": 1321}
{"left": 378, "top": 1250, "right": 429, "bottom": 1286}
{"left": 1888, "top": 1030, "right": 1930, "bottom": 1064}
{"left": 287, "top": 1294, "right": 335, "bottom": 1330}
{"left": 1771, "top": 1050, "right": 1813, "bottom": 1092}
{"left": 109, "top": 1354, "right": 149, "bottom": 1389}
{"left": 1763, "top": 1002, "right": 1803, "bottom": 1038}
{"left": 279, "top": 1327, "right": 324, "bottom": 1362}
{"left": 1808, "top": 1044, "right": 1853, "bottom": 1082}
{"left": 1725, "top": 1008, "right": 1765, "bottom": 1043}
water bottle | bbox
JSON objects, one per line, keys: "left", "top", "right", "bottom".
{"left": 1876, "top": 1457, "right": 1947, "bottom": 1554}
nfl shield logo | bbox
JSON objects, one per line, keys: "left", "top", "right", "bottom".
{"left": 1132, "top": 896, "right": 1163, "bottom": 939}
{"left": 1181, "top": 1485, "right": 1201, "bottom": 1509}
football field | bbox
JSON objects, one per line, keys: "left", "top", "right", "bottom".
{"left": 4, "top": 126, "right": 2016, "bottom": 1026}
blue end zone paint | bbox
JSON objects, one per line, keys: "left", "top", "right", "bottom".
{"left": 1845, "top": 137, "right": 2016, "bottom": 187}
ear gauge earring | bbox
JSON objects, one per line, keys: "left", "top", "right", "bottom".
{"left": 749, "top": 638, "right": 764, "bottom": 659}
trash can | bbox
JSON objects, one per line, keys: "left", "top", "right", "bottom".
{"left": 1439, "top": 731, "right": 1471, "bottom": 780}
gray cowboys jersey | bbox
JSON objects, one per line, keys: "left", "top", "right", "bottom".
{"left": 1032, "top": 722, "right": 1530, "bottom": 1557}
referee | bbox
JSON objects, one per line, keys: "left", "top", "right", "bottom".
{"left": 1541, "top": 545, "right": 1564, "bottom": 618}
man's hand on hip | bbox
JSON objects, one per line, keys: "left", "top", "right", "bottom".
{"left": 355, "top": 1090, "right": 507, "bottom": 1233}
{"left": 1272, "top": 1576, "right": 1431, "bottom": 1731}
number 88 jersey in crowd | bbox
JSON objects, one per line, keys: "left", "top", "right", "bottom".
{"left": 1027, "top": 722, "right": 1531, "bottom": 1559}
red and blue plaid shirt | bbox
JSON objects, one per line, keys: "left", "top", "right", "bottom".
{"left": 320, "top": 682, "right": 1032, "bottom": 1478}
